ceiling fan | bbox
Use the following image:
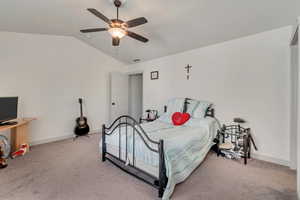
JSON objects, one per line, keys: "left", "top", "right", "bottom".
{"left": 80, "top": 0, "right": 149, "bottom": 46}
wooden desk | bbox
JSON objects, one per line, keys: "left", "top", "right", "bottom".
{"left": 0, "top": 118, "right": 36, "bottom": 152}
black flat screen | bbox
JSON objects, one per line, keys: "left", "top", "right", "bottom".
{"left": 0, "top": 97, "right": 18, "bottom": 122}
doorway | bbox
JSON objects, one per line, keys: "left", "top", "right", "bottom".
{"left": 128, "top": 73, "right": 143, "bottom": 122}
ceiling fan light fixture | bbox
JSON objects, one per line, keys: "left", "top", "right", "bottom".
{"left": 108, "top": 27, "right": 126, "bottom": 39}
{"left": 81, "top": 5, "right": 149, "bottom": 46}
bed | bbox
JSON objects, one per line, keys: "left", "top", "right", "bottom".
{"left": 100, "top": 98, "right": 218, "bottom": 200}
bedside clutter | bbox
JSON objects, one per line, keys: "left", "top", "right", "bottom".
{"left": 216, "top": 118, "right": 258, "bottom": 165}
{"left": 139, "top": 109, "right": 158, "bottom": 123}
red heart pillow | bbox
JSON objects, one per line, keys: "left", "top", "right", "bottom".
{"left": 172, "top": 112, "right": 191, "bottom": 126}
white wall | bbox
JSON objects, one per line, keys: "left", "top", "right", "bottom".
{"left": 128, "top": 74, "right": 143, "bottom": 121}
{"left": 0, "top": 32, "right": 123, "bottom": 144}
{"left": 291, "top": 45, "right": 298, "bottom": 170}
{"left": 126, "top": 26, "right": 292, "bottom": 165}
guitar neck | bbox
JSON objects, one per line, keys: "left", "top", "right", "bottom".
{"left": 80, "top": 102, "right": 83, "bottom": 118}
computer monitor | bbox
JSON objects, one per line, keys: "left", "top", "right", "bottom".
{"left": 0, "top": 97, "right": 18, "bottom": 125}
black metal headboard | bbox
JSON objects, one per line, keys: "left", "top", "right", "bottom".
{"left": 205, "top": 107, "right": 215, "bottom": 118}
{"left": 163, "top": 98, "right": 215, "bottom": 118}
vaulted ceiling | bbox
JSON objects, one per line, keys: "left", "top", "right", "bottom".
{"left": 1, "top": 0, "right": 300, "bottom": 63}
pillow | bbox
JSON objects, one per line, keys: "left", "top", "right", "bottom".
{"left": 172, "top": 112, "right": 191, "bottom": 126}
{"left": 158, "top": 113, "right": 172, "bottom": 124}
{"left": 158, "top": 98, "right": 185, "bottom": 124}
{"left": 165, "top": 98, "right": 185, "bottom": 115}
{"left": 185, "top": 99, "right": 199, "bottom": 116}
{"left": 167, "top": 98, "right": 184, "bottom": 114}
{"left": 193, "top": 101, "right": 212, "bottom": 118}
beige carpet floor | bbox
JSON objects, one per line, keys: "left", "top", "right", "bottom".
{"left": 0, "top": 134, "right": 297, "bottom": 200}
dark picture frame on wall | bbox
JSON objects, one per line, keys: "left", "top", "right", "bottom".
{"left": 151, "top": 71, "right": 159, "bottom": 80}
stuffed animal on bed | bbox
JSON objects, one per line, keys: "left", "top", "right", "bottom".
{"left": 171, "top": 112, "right": 191, "bottom": 126}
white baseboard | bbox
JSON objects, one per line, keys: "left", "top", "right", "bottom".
{"left": 29, "top": 131, "right": 291, "bottom": 168}
{"left": 30, "top": 129, "right": 101, "bottom": 146}
{"left": 89, "top": 129, "right": 101, "bottom": 135}
{"left": 30, "top": 134, "right": 74, "bottom": 146}
{"left": 252, "top": 153, "right": 290, "bottom": 167}
{"left": 290, "top": 162, "right": 297, "bottom": 170}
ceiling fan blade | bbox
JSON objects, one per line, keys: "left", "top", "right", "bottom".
{"left": 126, "top": 31, "right": 149, "bottom": 43}
{"left": 87, "top": 8, "right": 111, "bottom": 24}
{"left": 80, "top": 28, "right": 108, "bottom": 33}
{"left": 112, "top": 37, "right": 120, "bottom": 46}
{"left": 126, "top": 17, "right": 148, "bottom": 28}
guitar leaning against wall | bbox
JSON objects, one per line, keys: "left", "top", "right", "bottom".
{"left": 74, "top": 98, "right": 90, "bottom": 138}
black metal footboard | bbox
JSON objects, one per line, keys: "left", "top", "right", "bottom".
{"left": 102, "top": 115, "right": 167, "bottom": 198}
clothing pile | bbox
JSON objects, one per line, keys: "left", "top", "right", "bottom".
{"left": 219, "top": 141, "right": 244, "bottom": 160}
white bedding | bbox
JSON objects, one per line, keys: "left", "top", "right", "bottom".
{"left": 103, "top": 118, "right": 216, "bottom": 163}
{"left": 100, "top": 117, "right": 217, "bottom": 199}
{"left": 103, "top": 120, "right": 174, "bottom": 170}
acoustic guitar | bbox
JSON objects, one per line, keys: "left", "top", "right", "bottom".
{"left": 74, "top": 98, "right": 90, "bottom": 136}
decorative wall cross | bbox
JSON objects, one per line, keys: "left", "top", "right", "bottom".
{"left": 185, "top": 64, "right": 192, "bottom": 80}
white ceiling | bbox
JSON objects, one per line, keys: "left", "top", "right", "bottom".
{"left": 1, "top": 0, "right": 300, "bottom": 64}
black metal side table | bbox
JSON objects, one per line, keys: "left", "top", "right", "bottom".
{"left": 139, "top": 109, "right": 159, "bottom": 124}
{"left": 139, "top": 118, "right": 157, "bottom": 124}
{"left": 217, "top": 124, "right": 258, "bottom": 165}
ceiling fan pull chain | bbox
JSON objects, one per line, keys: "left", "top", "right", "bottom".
{"left": 117, "top": 7, "right": 119, "bottom": 20}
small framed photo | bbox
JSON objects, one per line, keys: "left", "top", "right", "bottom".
{"left": 151, "top": 71, "right": 159, "bottom": 80}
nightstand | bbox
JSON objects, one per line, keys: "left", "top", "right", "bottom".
{"left": 139, "top": 109, "right": 159, "bottom": 124}
{"left": 139, "top": 118, "right": 157, "bottom": 124}
{"left": 217, "top": 124, "right": 258, "bottom": 165}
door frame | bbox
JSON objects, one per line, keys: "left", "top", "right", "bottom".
{"left": 127, "top": 70, "right": 144, "bottom": 117}
{"left": 108, "top": 70, "right": 144, "bottom": 124}
{"left": 128, "top": 72, "right": 144, "bottom": 122}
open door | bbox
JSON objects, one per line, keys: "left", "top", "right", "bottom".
{"left": 110, "top": 72, "right": 129, "bottom": 122}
